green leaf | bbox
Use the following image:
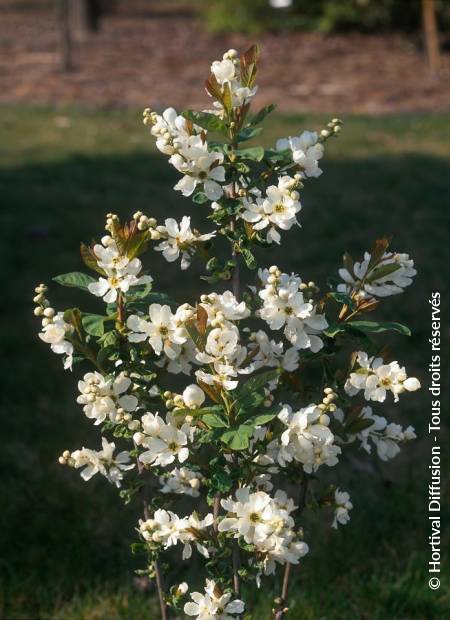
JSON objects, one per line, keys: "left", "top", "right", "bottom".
{"left": 210, "top": 469, "right": 233, "bottom": 494}
{"left": 367, "top": 237, "right": 390, "bottom": 271}
{"left": 125, "top": 281, "right": 153, "bottom": 301}
{"left": 203, "top": 413, "right": 228, "bottom": 428}
{"left": 263, "top": 148, "right": 291, "bottom": 162}
{"left": 63, "top": 307, "right": 83, "bottom": 338}
{"left": 241, "top": 247, "right": 257, "bottom": 270}
{"left": 347, "top": 321, "right": 411, "bottom": 336}
{"left": 80, "top": 242, "right": 104, "bottom": 275}
{"left": 185, "top": 320, "right": 206, "bottom": 351}
{"left": 192, "top": 191, "right": 209, "bottom": 204}
{"left": 345, "top": 418, "right": 375, "bottom": 434}
{"left": 238, "top": 369, "right": 281, "bottom": 400}
{"left": 235, "top": 391, "right": 265, "bottom": 419}
{"left": 53, "top": 272, "right": 96, "bottom": 292}
{"left": 234, "top": 146, "right": 265, "bottom": 162}
{"left": 221, "top": 424, "right": 254, "bottom": 451}
{"left": 367, "top": 262, "right": 401, "bottom": 282}
{"left": 182, "top": 110, "right": 228, "bottom": 136}
{"left": 252, "top": 410, "right": 279, "bottom": 426}
{"left": 127, "top": 292, "right": 176, "bottom": 313}
{"left": 327, "top": 291, "right": 355, "bottom": 310}
{"left": 248, "top": 104, "right": 276, "bottom": 127}
{"left": 81, "top": 313, "right": 107, "bottom": 337}
{"left": 237, "top": 126, "right": 263, "bottom": 142}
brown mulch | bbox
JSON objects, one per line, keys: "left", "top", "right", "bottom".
{"left": 1, "top": 2, "right": 450, "bottom": 113}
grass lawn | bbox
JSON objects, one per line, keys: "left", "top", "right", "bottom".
{"left": 1, "top": 105, "right": 449, "bottom": 619}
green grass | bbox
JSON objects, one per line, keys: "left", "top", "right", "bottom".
{"left": 1, "top": 105, "right": 449, "bottom": 619}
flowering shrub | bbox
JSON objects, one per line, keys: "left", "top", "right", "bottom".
{"left": 35, "top": 46, "right": 420, "bottom": 619}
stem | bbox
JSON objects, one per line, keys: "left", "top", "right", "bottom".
{"left": 154, "top": 559, "right": 169, "bottom": 620}
{"left": 135, "top": 448, "right": 169, "bottom": 620}
{"left": 233, "top": 538, "right": 242, "bottom": 596}
{"left": 274, "top": 474, "right": 309, "bottom": 620}
{"left": 213, "top": 493, "right": 221, "bottom": 532}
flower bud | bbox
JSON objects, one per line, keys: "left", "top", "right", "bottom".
{"left": 43, "top": 307, "right": 55, "bottom": 318}
{"left": 182, "top": 384, "right": 205, "bottom": 409}
{"left": 34, "top": 306, "right": 44, "bottom": 316}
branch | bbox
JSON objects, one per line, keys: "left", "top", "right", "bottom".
{"left": 274, "top": 474, "right": 309, "bottom": 620}
{"left": 135, "top": 447, "right": 169, "bottom": 620}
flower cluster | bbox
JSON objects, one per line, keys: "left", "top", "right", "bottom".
{"left": 59, "top": 438, "right": 134, "bottom": 487}
{"left": 241, "top": 175, "right": 302, "bottom": 244}
{"left": 277, "top": 403, "right": 341, "bottom": 472}
{"left": 332, "top": 489, "right": 353, "bottom": 529}
{"left": 34, "top": 284, "right": 74, "bottom": 370}
{"left": 155, "top": 216, "right": 215, "bottom": 270}
{"left": 345, "top": 351, "right": 421, "bottom": 403}
{"left": 210, "top": 48, "right": 258, "bottom": 110}
{"left": 139, "top": 509, "right": 213, "bottom": 560}
{"left": 219, "top": 488, "right": 309, "bottom": 576}
{"left": 77, "top": 371, "right": 138, "bottom": 425}
{"left": 159, "top": 467, "right": 203, "bottom": 497}
{"left": 258, "top": 266, "right": 327, "bottom": 351}
{"left": 133, "top": 412, "right": 195, "bottom": 467}
{"left": 144, "top": 106, "right": 225, "bottom": 201}
{"left": 276, "top": 131, "right": 324, "bottom": 178}
{"left": 335, "top": 406, "right": 416, "bottom": 461}
{"left": 195, "top": 291, "right": 251, "bottom": 391}
{"left": 184, "top": 579, "right": 245, "bottom": 620}
{"left": 338, "top": 250, "right": 416, "bottom": 301}
{"left": 87, "top": 235, "right": 152, "bottom": 303}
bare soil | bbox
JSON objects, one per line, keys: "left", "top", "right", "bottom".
{"left": 1, "top": 1, "right": 450, "bottom": 113}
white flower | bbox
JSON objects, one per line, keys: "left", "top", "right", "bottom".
{"left": 242, "top": 176, "right": 301, "bottom": 245}
{"left": 332, "top": 489, "right": 353, "bottom": 528}
{"left": 345, "top": 351, "right": 421, "bottom": 403}
{"left": 155, "top": 340, "right": 198, "bottom": 376}
{"left": 77, "top": 371, "right": 138, "bottom": 425}
{"left": 127, "top": 304, "right": 187, "bottom": 358}
{"left": 155, "top": 216, "right": 215, "bottom": 270}
{"left": 184, "top": 579, "right": 245, "bottom": 620}
{"left": 276, "top": 131, "right": 324, "bottom": 178}
{"left": 38, "top": 311, "right": 74, "bottom": 369}
{"left": 248, "top": 330, "right": 299, "bottom": 373}
{"left": 335, "top": 406, "right": 417, "bottom": 461}
{"left": 277, "top": 404, "right": 341, "bottom": 472}
{"left": 338, "top": 251, "right": 417, "bottom": 300}
{"left": 201, "top": 290, "right": 250, "bottom": 323}
{"left": 149, "top": 107, "right": 192, "bottom": 156}
{"left": 171, "top": 136, "right": 226, "bottom": 201}
{"left": 139, "top": 509, "right": 213, "bottom": 559}
{"left": 258, "top": 267, "right": 328, "bottom": 351}
{"left": 211, "top": 58, "right": 236, "bottom": 84}
{"left": 67, "top": 437, "right": 134, "bottom": 487}
{"left": 209, "top": 50, "right": 258, "bottom": 109}
{"left": 219, "top": 488, "right": 308, "bottom": 575}
{"left": 182, "top": 384, "right": 206, "bottom": 409}
{"left": 159, "top": 467, "right": 203, "bottom": 497}
{"left": 139, "top": 422, "right": 190, "bottom": 467}
{"left": 88, "top": 240, "right": 152, "bottom": 303}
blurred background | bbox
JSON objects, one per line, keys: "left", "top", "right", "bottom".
{"left": 1, "top": 1, "right": 450, "bottom": 618}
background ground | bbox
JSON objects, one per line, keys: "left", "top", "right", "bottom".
{"left": 1, "top": 1, "right": 450, "bottom": 113}
{"left": 1, "top": 105, "right": 449, "bottom": 619}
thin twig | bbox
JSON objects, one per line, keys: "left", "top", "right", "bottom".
{"left": 154, "top": 559, "right": 169, "bottom": 620}
{"left": 135, "top": 447, "right": 169, "bottom": 620}
{"left": 274, "top": 475, "right": 309, "bottom": 619}
{"left": 213, "top": 493, "right": 221, "bottom": 532}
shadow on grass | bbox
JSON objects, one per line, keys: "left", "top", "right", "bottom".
{"left": 1, "top": 151, "right": 449, "bottom": 618}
